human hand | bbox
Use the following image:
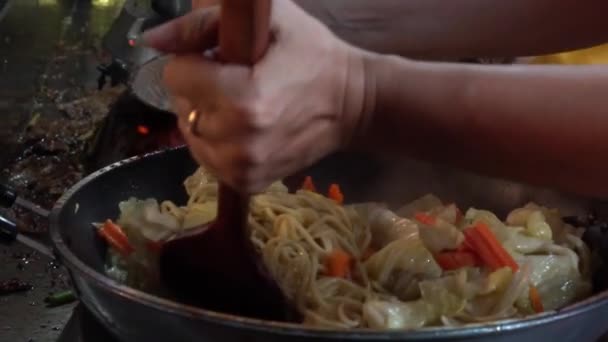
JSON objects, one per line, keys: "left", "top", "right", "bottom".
{"left": 144, "top": 0, "right": 371, "bottom": 193}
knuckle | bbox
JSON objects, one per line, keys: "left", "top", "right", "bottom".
{"left": 238, "top": 92, "right": 273, "bottom": 131}
{"left": 241, "top": 143, "right": 267, "bottom": 166}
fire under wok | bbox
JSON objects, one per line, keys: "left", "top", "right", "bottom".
{"left": 49, "top": 146, "right": 608, "bottom": 341}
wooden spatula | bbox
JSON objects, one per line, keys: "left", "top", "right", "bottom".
{"left": 159, "top": 0, "right": 294, "bottom": 321}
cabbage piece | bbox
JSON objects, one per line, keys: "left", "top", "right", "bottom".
{"left": 419, "top": 274, "right": 468, "bottom": 318}
{"left": 117, "top": 198, "right": 181, "bottom": 242}
{"left": 418, "top": 218, "right": 464, "bottom": 253}
{"left": 523, "top": 255, "right": 592, "bottom": 311}
{"left": 464, "top": 262, "right": 530, "bottom": 321}
{"left": 396, "top": 194, "right": 443, "bottom": 218}
{"left": 362, "top": 207, "right": 419, "bottom": 248}
{"left": 503, "top": 230, "right": 547, "bottom": 255}
{"left": 477, "top": 267, "right": 513, "bottom": 295}
{"left": 429, "top": 203, "right": 461, "bottom": 225}
{"left": 506, "top": 207, "right": 552, "bottom": 240}
{"left": 464, "top": 208, "right": 510, "bottom": 242}
{"left": 507, "top": 203, "right": 574, "bottom": 243}
{"left": 362, "top": 299, "right": 434, "bottom": 329}
{"left": 365, "top": 237, "right": 442, "bottom": 300}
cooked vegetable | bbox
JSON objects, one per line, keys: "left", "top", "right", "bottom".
{"left": 465, "top": 208, "right": 511, "bottom": 242}
{"left": 325, "top": 249, "right": 352, "bottom": 278}
{"left": 414, "top": 212, "right": 436, "bottom": 225}
{"left": 45, "top": 290, "right": 77, "bottom": 307}
{"left": 365, "top": 237, "right": 442, "bottom": 285}
{"left": 435, "top": 251, "right": 479, "bottom": 270}
{"left": 478, "top": 267, "right": 513, "bottom": 295}
{"left": 395, "top": 194, "right": 442, "bottom": 218}
{"left": 363, "top": 300, "right": 433, "bottom": 329}
{"left": 432, "top": 203, "right": 463, "bottom": 225}
{"left": 525, "top": 254, "right": 591, "bottom": 311}
{"left": 100, "top": 175, "right": 593, "bottom": 330}
{"left": 525, "top": 211, "right": 553, "bottom": 240}
{"left": 364, "top": 207, "right": 419, "bottom": 248}
{"left": 463, "top": 222, "right": 519, "bottom": 272}
{"left": 301, "top": 176, "right": 317, "bottom": 192}
{"left": 97, "top": 220, "right": 134, "bottom": 257}
{"left": 420, "top": 274, "right": 467, "bottom": 318}
{"left": 418, "top": 218, "right": 464, "bottom": 253}
{"left": 529, "top": 285, "right": 544, "bottom": 313}
{"left": 328, "top": 183, "right": 344, "bottom": 204}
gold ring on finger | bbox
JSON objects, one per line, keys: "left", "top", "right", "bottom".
{"left": 187, "top": 109, "right": 203, "bottom": 137}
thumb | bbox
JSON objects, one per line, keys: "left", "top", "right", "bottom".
{"left": 142, "top": 7, "right": 219, "bottom": 53}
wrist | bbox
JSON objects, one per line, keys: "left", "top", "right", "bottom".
{"left": 339, "top": 47, "right": 379, "bottom": 149}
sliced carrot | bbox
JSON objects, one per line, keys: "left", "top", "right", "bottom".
{"left": 463, "top": 222, "right": 519, "bottom": 272}
{"left": 529, "top": 285, "right": 544, "bottom": 313}
{"left": 97, "top": 219, "right": 134, "bottom": 257}
{"left": 328, "top": 183, "right": 344, "bottom": 204}
{"left": 301, "top": 176, "right": 317, "bottom": 192}
{"left": 414, "top": 212, "right": 436, "bottom": 225}
{"left": 362, "top": 247, "right": 376, "bottom": 261}
{"left": 434, "top": 251, "right": 480, "bottom": 270}
{"left": 325, "top": 249, "right": 352, "bottom": 278}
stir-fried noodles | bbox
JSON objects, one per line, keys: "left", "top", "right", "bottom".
{"left": 97, "top": 167, "right": 593, "bottom": 329}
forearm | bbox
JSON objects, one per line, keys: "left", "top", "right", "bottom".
{"left": 295, "top": 0, "right": 608, "bottom": 59}
{"left": 362, "top": 53, "right": 608, "bottom": 197}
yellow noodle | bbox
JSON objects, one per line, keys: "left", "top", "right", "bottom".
{"left": 144, "top": 167, "right": 591, "bottom": 329}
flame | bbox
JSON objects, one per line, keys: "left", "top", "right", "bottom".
{"left": 136, "top": 125, "right": 150, "bottom": 135}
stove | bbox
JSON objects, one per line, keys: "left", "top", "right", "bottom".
{"left": 56, "top": 305, "right": 119, "bottom": 342}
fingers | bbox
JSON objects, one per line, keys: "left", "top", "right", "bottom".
{"left": 142, "top": 7, "right": 219, "bottom": 53}
{"left": 192, "top": 0, "right": 219, "bottom": 9}
{"left": 178, "top": 117, "right": 255, "bottom": 191}
{"left": 164, "top": 54, "right": 218, "bottom": 102}
{"left": 164, "top": 54, "right": 255, "bottom": 142}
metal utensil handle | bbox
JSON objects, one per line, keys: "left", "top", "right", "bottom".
{"left": 0, "top": 183, "right": 17, "bottom": 208}
{"left": 216, "top": 0, "right": 271, "bottom": 228}
{"left": 0, "top": 213, "right": 17, "bottom": 243}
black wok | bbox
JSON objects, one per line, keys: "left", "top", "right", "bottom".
{"left": 49, "top": 146, "right": 608, "bottom": 341}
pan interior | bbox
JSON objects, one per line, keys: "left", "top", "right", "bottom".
{"left": 51, "top": 146, "right": 608, "bottom": 334}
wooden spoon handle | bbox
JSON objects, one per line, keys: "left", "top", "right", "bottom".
{"left": 219, "top": 0, "right": 271, "bottom": 64}
{"left": 216, "top": 0, "right": 271, "bottom": 227}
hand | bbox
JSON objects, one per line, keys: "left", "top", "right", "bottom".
{"left": 144, "top": 0, "right": 370, "bottom": 193}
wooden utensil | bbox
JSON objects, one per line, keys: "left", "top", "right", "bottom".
{"left": 159, "top": 0, "right": 294, "bottom": 321}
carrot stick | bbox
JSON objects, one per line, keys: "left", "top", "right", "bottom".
{"left": 434, "top": 251, "right": 479, "bottom": 270}
{"left": 97, "top": 220, "right": 134, "bottom": 257}
{"left": 529, "top": 285, "right": 544, "bottom": 313}
{"left": 463, "top": 222, "right": 519, "bottom": 272}
{"left": 301, "top": 176, "right": 317, "bottom": 192}
{"left": 328, "top": 183, "right": 344, "bottom": 204}
{"left": 325, "top": 249, "right": 352, "bottom": 278}
{"left": 414, "top": 212, "right": 436, "bottom": 225}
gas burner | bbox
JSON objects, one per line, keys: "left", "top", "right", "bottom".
{"left": 56, "top": 304, "right": 118, "bottom": 342}
{"left": 98, "top": 0, "right": 190, "bottom": 111}
{"left": 85, "top": 91, "right": 183, "bottom": 172}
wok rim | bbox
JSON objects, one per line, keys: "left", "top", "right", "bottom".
{"left": 49, "top": 146, "right": 608, "bottom": 339}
